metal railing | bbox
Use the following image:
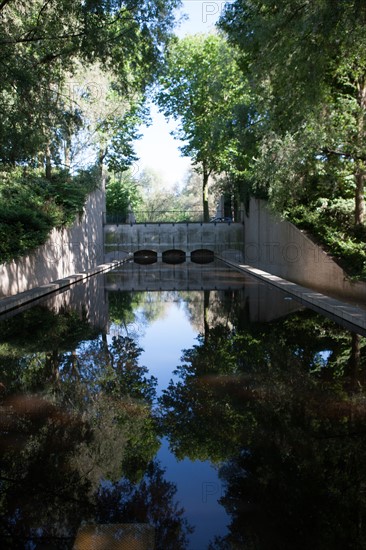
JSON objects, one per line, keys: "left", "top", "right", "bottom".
{"left": 103, "top": 210, "right": 243, "bottom": 224}
{"left": 104, "top": 210, "right": 206, "bottom": 224}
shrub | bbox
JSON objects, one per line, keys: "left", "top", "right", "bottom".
{"left": 287, "top": 200, "right": 366, "bottom": 279}
{"left": 0, "top": 167, "right": 100, "bottom": 263}
{"left": 0, "top": 206, "right": 53, "bottom": 262}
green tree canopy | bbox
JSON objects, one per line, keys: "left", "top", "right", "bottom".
{"left": 219, "top": 0, "right": 366, "bottom": 225}
{"left": 0, "top": 0, "right": 180, "bottom": 167}
{"left": 156, "top": 33, "right": 252, "bottom": 221}
{"left": 106, "top": 169, "right": 143, "bottom": 220}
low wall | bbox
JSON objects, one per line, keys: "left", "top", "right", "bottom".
{"left": 0, "top": 183, "right": 105, "bottom": 298}
{"left": 104, "top": 221, "right": 245, "bottom": 260}
{"left": 244, "top": 198, "right": 366, "bottom": 303}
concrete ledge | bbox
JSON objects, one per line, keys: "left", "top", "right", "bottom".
{"left": 219, "top": 257, "right": 366, "bottom": 335}
{"left": 0, "top": 255, "right": 132, "bottom": 316}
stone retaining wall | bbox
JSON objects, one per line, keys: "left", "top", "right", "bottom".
{"left": 0, "top": 183, "right": 105, "bottom": 298}
{"left": 244, "top": 198, "right": 366, "bottom": 303}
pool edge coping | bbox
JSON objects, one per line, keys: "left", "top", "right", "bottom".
{"left": 218, "top": 256, "right": 366, "bottom": 335}
{"left": 0, "top": 255, "right": 132, "bottom": 315}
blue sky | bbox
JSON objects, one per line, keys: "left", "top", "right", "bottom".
{"left": 133, "top": 1, "right": 225, "bottom": 189}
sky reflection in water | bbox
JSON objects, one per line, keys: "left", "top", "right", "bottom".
{"left": 138, "top": 301, "right": 198, "bottom": 395}
{"left": 134, "top": 297, "right": 230, "bottom": 548}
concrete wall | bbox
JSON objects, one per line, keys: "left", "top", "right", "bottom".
{"left": 244, "top": 198, "right": 366, "bottom": 302}
{"left": 0, "top": 183, "right": 105, "bottom": 298}
{"left": 104, "top": 221, "right": 245, "bottom": 261}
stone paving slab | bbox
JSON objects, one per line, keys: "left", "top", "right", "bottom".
{"left": 0, "top": 256, "right": 131, "bottom": 315}
{"left": 219, "top": 257, "right": 366, "bottom": 335}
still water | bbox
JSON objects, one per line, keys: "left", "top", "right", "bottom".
{"left": 1, "top": 260, "right": 366, "bottom": 549}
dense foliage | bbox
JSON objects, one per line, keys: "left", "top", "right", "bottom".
{"left": 218, "top": 0, "right": 366, "bottom": 277}
{"left": 2, "top": 1, "right": 366, "bottom": 276}
{"left": 0, "top": 166, "right": 99, "bottom": 263}
{"left": 0, "top": 0, "right": 180, "bottom": 262}
{"left": 106, "top": 169, "right": 143, "bottom": 221}
{"left": 0, "top": 0, "right": 180, "bottom": 167}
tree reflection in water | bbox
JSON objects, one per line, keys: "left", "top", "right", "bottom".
{"left": 0, "top": 292, "right": 366, "bottom": 549}
{"left": 96, "top": 460, "right": 194, "bottom": 549}
{"left": 159, "top": 310, "right": 366, "bottom": 549}
{"left": 0, "top": 305, "right": 192, "bottom": 548}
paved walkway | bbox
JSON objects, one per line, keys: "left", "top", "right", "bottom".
{"left": 0, "top": 257, "right": 131, "bottom": 316}
{"left": 219, "top": 257, "right": 366, "bottom": 336}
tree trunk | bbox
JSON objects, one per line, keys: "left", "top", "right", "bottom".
{"left": 98, "top": 147, "right": 107, "bottom": 168}
{"left": 64, "top": 137, "right": 71, "bottom": 171}
{"left": 45, "top": 350, "right": 60, "bottom": 382}
{"left": 355, "top": 164, "right": 365, "bottom": 225}
{"left": 202, "top": 166, "right": 210, "bottom": 222}
{"left": 71, "top": 350, "right": 80, "bottom": 378}
{"left": 45, "top": 143, "right": 52, "bottom": 180}
{"left": 356, "top": 78, "right": 366, "bottom": 225}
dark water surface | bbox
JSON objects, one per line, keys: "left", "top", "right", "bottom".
{"left": 1, "top": 260, "right": 366, "bottom": 549}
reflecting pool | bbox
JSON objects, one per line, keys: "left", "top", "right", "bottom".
{"left": 1, "top": 260, "right": 366, "bottom": 549}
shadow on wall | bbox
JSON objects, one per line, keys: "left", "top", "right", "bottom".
{"left": 0, "top": 187, "right": 106, "bottom": 298}
{"left": 244, "top": 198, "right": 366, "bottom": 303}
